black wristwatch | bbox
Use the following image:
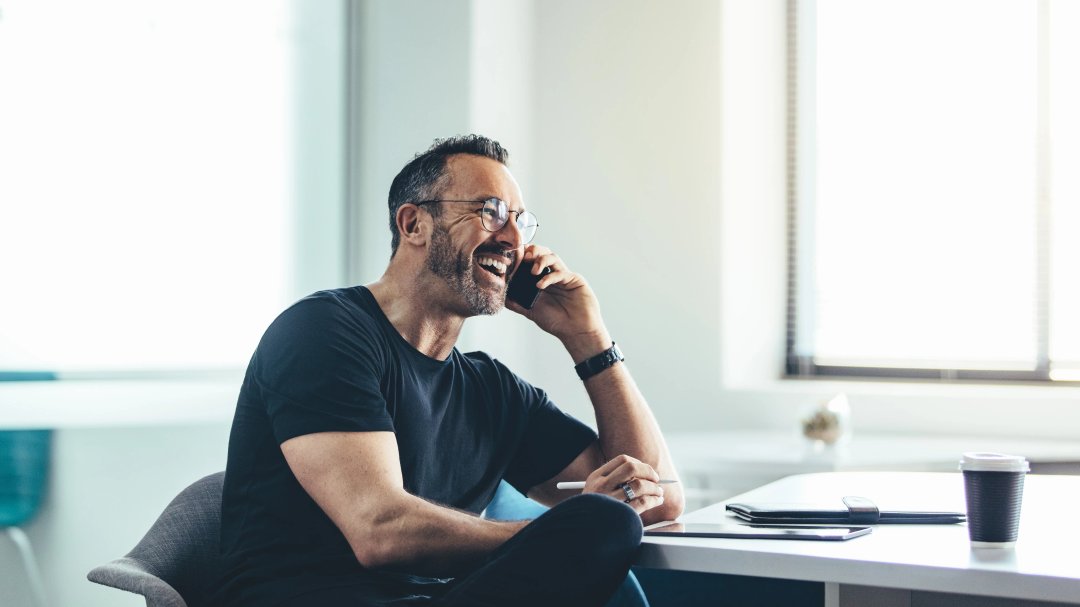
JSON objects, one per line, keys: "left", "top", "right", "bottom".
{"left": 574, "top": 342, "right": 624, "bottom": 381}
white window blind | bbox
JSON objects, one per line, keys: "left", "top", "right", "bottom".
{"left": 1048, "top": 0, "right": 1080, "bottom": 379}
{"left": 788, "top": 0, "right": 1079, "bottom": 381}
{"left": 0, "top": 0, "right": 296, "bottom": 374}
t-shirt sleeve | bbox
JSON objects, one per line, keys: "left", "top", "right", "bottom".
{"left": 498, "top": 364, "right": 598, "bottom": 495}
{"left": 252, "top": 294, "right": 394, "bottom": 444}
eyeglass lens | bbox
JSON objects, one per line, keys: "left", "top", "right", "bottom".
{"left": 482, "top": 198, "right": 537, "bottom": 243}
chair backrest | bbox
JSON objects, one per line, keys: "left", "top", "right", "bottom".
{"left": 88, "top": 471, "right": 225, "bottom": 607}
{"left": 130, "top": 471, "right": 225, "bottom": 606}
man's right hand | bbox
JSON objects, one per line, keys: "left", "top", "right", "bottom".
{"left": 581, "top": 454, "right": 667, "bottom": 515}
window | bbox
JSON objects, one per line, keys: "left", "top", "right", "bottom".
{"left": 0, "top": 0, "right": 303, "bottom": 375}
{"left": 787, "top": 0, "right": 1080, "bottom": 382}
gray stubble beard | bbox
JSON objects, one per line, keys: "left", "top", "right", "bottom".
{"left": 426, "top": 226, "right": 506, "bottom": 316}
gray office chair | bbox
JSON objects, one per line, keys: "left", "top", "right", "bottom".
{"left": 87, "top": 471, "right": 224, "bottom": 607}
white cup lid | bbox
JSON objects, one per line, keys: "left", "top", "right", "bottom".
{"left": 959, "top": 452, "right": 1030, "bottom": 472}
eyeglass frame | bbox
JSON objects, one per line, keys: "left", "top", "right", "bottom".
{"left": 413, "top": 198, "right": 539, "bottom": 244}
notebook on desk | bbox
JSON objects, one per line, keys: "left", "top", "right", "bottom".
{"left": 725, "top": 495, "right": 966, "bottom": 525}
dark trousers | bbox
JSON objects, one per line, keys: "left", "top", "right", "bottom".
{"left": 435, "top": 493, "right": 642, "bottom": 607}
{"left": 278, "top": 493, "right": 642, "bottom": 607}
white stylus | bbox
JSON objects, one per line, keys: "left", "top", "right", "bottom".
{"left": 555, "top": 480, "right": 678, "bottom": 490}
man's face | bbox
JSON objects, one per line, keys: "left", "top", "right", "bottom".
{"left": 423, "top": 155, "right": 527, "bottom": 316}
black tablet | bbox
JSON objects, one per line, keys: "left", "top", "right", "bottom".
{"left": 645, "top": 522, "right": 872, "bottom": 541}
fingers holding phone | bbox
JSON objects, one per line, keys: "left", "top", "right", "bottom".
{"left": 506, "top": 260, "right": 552, "bottom": 310}
{"left": 504, "top": 245, "right": 606, "bottom": 343}
{"left": 505, "top": 244, "right": 566, "bottom": 311}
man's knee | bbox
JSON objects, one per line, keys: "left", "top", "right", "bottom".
{"left": 552, "top": 493, "right": 643, "bottom": 557}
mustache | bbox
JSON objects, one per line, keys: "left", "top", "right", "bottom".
{"left": 474, "top": 245, "right": 516, "bottom": 263}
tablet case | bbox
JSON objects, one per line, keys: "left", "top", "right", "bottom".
{"left": 725, "top": 496, "right": 966, "bottom": 525}
{"left": 645, "top": 523, "right": 873, "bottom": 541}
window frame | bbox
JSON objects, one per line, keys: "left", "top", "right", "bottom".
{"left": 784, "top": 0, "right": 1074, "bottom": 385}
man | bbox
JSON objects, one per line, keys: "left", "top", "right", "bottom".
{"left": 214, "top": 135, "right": 684, "bottom": 606}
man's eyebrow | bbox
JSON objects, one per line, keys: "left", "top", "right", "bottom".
{"left": 496, "top": 198, "right": 527, "bottom": 214}
{"left": 477, "top": 195, "right": 526, "bottom": 214}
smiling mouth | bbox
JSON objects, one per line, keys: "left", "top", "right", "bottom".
{"left": 476, "top": 254, "right": 509, "bottom": 279}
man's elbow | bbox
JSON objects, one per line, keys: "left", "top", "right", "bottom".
{"left": 642, "top": 493, "right": 686, "bottom": 526}
{"left": 350, "top": 524, "right": 412, "bottom": 570}
{"left": 352, "top": 540, "right": 396, "bottom": 570}
{"left": 346, "top": 505, "right": 413, "bottom": 569}
{"left": 662, "top": 494, "right": 687, "bottom": 520}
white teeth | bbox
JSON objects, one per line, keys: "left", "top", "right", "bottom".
{"left": 476, "top": 256, "right": 507, "bottom": 275}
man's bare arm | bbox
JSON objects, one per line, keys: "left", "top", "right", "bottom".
{"left": 509, "top": 244, "right": 685, "bottom": 526}
{"left": 281, "top": 431, "right": 526, "bottom": 577}
{"left": 525, "top": 353, "right": 685, "bottom": 526}
{"left": 576, "top": 346, "right": 684, "bottom": 525}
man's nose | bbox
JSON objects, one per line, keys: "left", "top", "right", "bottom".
{"left": 496, "top": 218, "right": 523, "bottom": 250}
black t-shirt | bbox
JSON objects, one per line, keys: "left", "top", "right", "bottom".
{"left": 213, "top": 287, "right": 597, "bottom": 607}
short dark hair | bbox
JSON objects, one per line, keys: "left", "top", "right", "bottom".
{"left": 387, "top": 134, "right": 510, "bottom": 255}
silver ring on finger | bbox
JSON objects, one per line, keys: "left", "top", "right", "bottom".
{"left": 619, "top": 482, "right": 636, "bottom": 503}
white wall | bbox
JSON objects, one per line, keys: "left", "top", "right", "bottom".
{"left": 290, "top": 0, "right": 349, "bottom": 297}
{"left": 349, "top": 0, "right": 537, "bottom": 371}
{"left": 350, "top": 0, "right": 474, "bottom": 284}
{"left": 521, "top": 0, "right": 725, "bottom": 426}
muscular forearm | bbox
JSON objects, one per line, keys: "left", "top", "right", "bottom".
{"left": 507, "top": 246, "right": 682, "bottom": 523}
{"left": 583, "top": 367, "right": 684, "bottom": 524}
{"left": 565, "top": 333, "right": 685, "bottom": 524}
{"left": 283, "top": 431, "right": 528, "bottom": 578}
{"left": 353, "top": 490, "right": 528, "bottom": 576}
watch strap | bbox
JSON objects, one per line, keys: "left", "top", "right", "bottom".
{"left": 574, "top": 342, "right": 624, "bottom": 381}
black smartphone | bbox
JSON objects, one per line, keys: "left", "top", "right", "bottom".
{"left": 506, "top": 262, "right": 553, "bottom": 309}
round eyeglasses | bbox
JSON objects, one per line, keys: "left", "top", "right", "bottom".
{"left": 414, "top": 198, "right": 539, "bottom": 244}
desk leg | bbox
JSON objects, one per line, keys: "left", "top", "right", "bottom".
{"left": 825, "top": 583, "right": 839, "bottom": 607}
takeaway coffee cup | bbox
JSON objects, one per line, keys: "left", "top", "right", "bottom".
{"left": 959, "top": 452, "right": 1030, "bottom": 548}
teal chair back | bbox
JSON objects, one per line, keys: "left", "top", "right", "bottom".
{"left": 0, "top": 430, "right": 52, "bottom": 527}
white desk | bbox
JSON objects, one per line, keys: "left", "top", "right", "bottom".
{"left": 638, "top": 472, "right": 1080, "bottom": 606}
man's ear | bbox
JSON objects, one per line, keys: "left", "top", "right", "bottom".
{"left": 396, "top": 204, "right": 429, "bottom": 248}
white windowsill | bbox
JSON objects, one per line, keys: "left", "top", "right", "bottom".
{"left": 0, "top": 375, "right": 243, "bottom": 428}
{"left": 716, "top": 377, "right": 1080, "bottom": 440}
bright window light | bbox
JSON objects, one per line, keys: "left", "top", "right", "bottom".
{"left": 0, "top": 0, "right": 294, "bottom": 372}
{"left": 1049, "top": 0, "right": 1080, "bottom": 370}
{"left": 792, "top": 0, "right": 1079, "bottom": 379}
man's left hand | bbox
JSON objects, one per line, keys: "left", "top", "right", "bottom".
{"left": 505, "top": 244, "right": 610, "bottom": 354}
{"left": 582, "top": 454, "right": 667, "bottom": 516}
